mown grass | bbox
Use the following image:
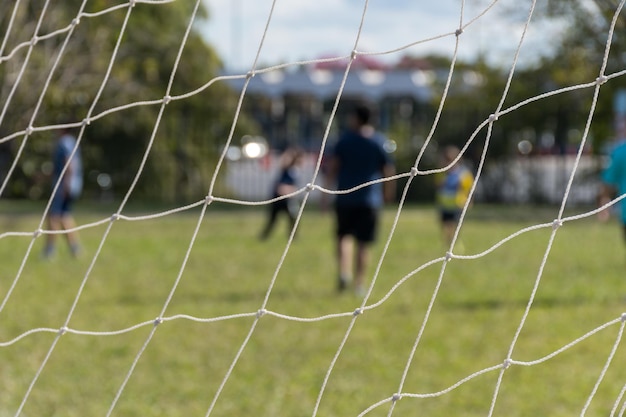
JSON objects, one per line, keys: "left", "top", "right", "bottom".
{"left": 0, "top": 201, "right": 625, "bottom": 417}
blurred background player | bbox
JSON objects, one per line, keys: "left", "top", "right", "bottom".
{"left": 598, "top": 137, "right": 626, "bottom": 246}
{"left": 44, "top": 124, "right": 83, "bottom": 258}
{"left": 435, "top": 145, "right": 474, "bottom": 247}
{"left": 259, "top": 147, "right": 303, "bottom": 240}
{"left": 326, "top": 103, "right": 395, "bottom": 296}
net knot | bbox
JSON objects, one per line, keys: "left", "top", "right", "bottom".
{"left": 71, "top": 17, "right": 81, "bottom": 26}
{"left": 58, "top": 326, "right": 68, "bottom": 336}
{"left": 30, "top": 36, "right": 39, "bottom": 47}
{"left": 488, "top": 113, "right": 499, "bottom": 123}
{"left": 596, "top": 75, "right": 608, "bottom": 85}
{"left": 154, "top": 317, "right": 163, "bottom": 326}
{"left": 502, "top": 358, "right": 512, "bottom": 369}
{"left": 392, "top": 393, "right": 402, "bottom": 402}
{"left": 455, "top": 28, "right": 464, "bottom": 37}
{"left": 25, "top": 126, "right": 34, "bottom": 135}
{"left": 621, "top": 312, "right": 626, "bottom": 322}
{"left": 246, "top": 71, "right": 256, "bottom": 79}
{"left": 129, "top": 0, "right": 136, "bottom": 7}
{"left": 410, "top": 167, "right": 418, "bottom": 177}
{"left": 205, "top": 195, "right": 214, "bottom": 205}
{"left": 110, "top": 213, "right": 120, "bottom": 222}
{"left": 353, "top": 308, "right": 363, "bottom": 317}
{"left": 551, "top": 219, "right": 562, "bottom": 230}
{"left": 163, "top": 95, "right": 172, "bottom": 105}
{"left": 81, "top": 118, "right": 91, "bottom": 126}
{"left": 33, "top": 229, "right": 42, "bottom": 238}
{"left": 306, "top": 183, "right": 315, "bottom": 191}
{"left": 256, "top": 309, "right": 266, "bottom": 318}
{"left": 445, "top": 251, "right": 453, "bottom": 261}
{"left": 351, "top": 50, "right": 358, "bottom": 60}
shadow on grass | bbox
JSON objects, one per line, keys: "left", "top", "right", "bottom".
{"left": 115, "top": 285, "right": 343, "bottom": 309}
{"left": 443, "top": 294, "right": 625, "bottom": 311}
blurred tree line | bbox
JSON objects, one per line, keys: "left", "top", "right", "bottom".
{"left": 1, "top": 0, "right": 624, "bottom": 204}
{"left": 0, "top": 0, "right": 257, "bottom": 203}
{"left": 432, "top": 0, "right": 626, "bottom": 161}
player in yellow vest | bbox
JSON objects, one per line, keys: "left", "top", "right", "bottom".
{"left": 435, "top": 146, "right": 474, "bottom": 247}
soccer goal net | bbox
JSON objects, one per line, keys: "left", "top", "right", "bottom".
{"left": 2, "top": 1, "right": 626, "bottom": 416}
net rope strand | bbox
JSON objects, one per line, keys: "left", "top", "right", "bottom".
{"left": 102, "top": 1, "right": 211, "bottom": 415}
{"left": 0, "top": 0, "right": 53, "bottom": 199}
{"left": 0, "top": 0, "right": 91, "bottom": 320}
{"left": 201, "top": 2, "right": 292, "bottom": 416}
{"left": 308, "top": 1, "right": 376, "bottom": 415}
{"left": 0, "top": 0, "right": 21, "bottom": 58}
{"left": 487, "top": 1, "right": 624, "bottom": 416}
{"left": 385, "top": 3, "right": 471, "bottom": 415}
{"left": 10, "top": 1, "right": 134, "bottom": 415}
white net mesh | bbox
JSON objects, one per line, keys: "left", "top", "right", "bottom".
{"left": 2, "top": 1, "right": 626, "bottom": 416}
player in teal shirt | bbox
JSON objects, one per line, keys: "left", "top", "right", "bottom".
{"left": 600, "top": 140, "right": 626, "bottom": 228}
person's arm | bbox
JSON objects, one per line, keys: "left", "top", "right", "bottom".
{"left": 460, "top": 171, "right": 474, "bottom": 208}
{"left": 56, "top": 140, "right": 74, "bottom": 197}
{"left": 63, "top": 155, "right": 74, "bottom": 195}
{"left": 276, "top": 174, "right": 298, "bottom": 196}
{"left": 320, "top": 152, "right": 339, "bottom": 212}
{"left": 598, "top": 182, "right": 614, "bottom": 221}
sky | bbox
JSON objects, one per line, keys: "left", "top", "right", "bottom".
{"left": 199, "top": 0, "right": 563, "bottom": 71}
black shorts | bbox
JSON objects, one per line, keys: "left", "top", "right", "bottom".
{"left": 440, "top": 209, "right": 461, "bottom": 224}
{"left": 335, "top": 206, "right": 379, "bottom": 243}
{"left": 50, "top": 190, "right": 76, "bottom": 215}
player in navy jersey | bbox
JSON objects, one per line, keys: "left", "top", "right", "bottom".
{"left": 326, "top": 104, "right": 395, "bottom": 296}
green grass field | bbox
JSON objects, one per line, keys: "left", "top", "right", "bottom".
{"left": 1, "top": 202, "right": 625, "bottom": 417}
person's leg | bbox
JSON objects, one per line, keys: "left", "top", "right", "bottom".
{"left": 440, "top": 210, "right": 459, "bottom": 247}
{"left": 353, "top": 207, "right": 378, "bottom": 296}
{"left": 61, "top": 196, "right": 81, "bottom": 256}
{"left": 354, "top": 241, "right": 370, "bottom": 296}
{"left": 61, "top": 213, "right": 81, "bottom": 256}
{"left": 335, "top": 206, "right": 355, "bottom": 291}
{"left": 283, "top": 198, "right": 299, "bottom": 238}
{"left": 337, "top": 234, "right": 353, "bottom": 291}
{"left": 44, "top": 191, "right": 65, "bottom": 258}
{"left": 260, "top": 202, "right": 280, "bottom": 240}
{"left": 442, "top": 220, "right": 457, "bottom": 247}
{"left": 44, "top": 213, "right": 62, "bottom": 258}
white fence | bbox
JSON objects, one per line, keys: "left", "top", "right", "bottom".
{"left": 475, "top": 155, "right": 603, "bottom": 205}
{"left": 224, "top": 153, "right": 605, "bottom": 206}
{"left": 223, "top": 152, "right": 325, "bottom": 204}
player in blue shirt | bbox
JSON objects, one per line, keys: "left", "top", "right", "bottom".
{"left": 44, "top": 126, "right": 83, "bottom": 258}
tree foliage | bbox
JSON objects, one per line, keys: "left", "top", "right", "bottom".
{"left": 498, "top": 0, "right": 626, "bottom": 152}
{"left": 414, "top": 0, "right": 626, "bottom": 165}
{"left": 0, "top": 0, "right": 257, "bottom": 202}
